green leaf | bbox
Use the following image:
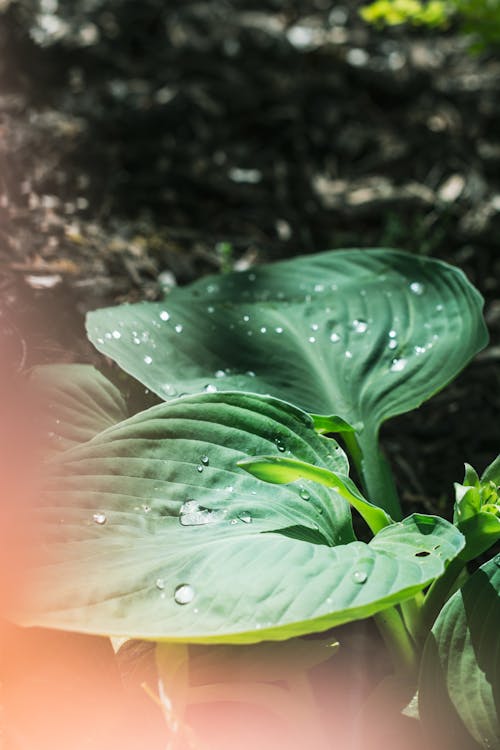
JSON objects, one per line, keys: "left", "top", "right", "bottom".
{"left": 454, "top": 459, "right": 500, "bottom": 560}
{"left": 419, "top": 555, "right": 500, "bottom": 749}
{"left": 86, "top": 248, "right": 488, "bottom": 514}
{"left": 238, "top": 454, "right": 392, "bottom": 534}
{"left": 482, "top": 454, "right": 500, "bottom": 485}
{"left": 310, "top": 414, "right": 359, "bottom": 435}
{"left": 15, "top": 392, "right": 464, "bottom": 643}
{"left": 29, "top": 364, "right": 128, "bottom": 455}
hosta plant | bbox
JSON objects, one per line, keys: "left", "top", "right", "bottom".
{"left": 12, "top": 248, "right": 499, "bottom": 749}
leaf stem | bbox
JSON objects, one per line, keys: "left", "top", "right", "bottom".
{"left": 374, "top": 607, "right": 418, "bottom": 680}
{"left": 356, "top": 431, "right": 402, "bottom": 520}
{"left": 416, "top": 556, "right": 467, "bottom": 643}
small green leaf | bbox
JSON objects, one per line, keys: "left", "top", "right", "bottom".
{"left": 310, "top": 414, "right": 358, "bottom": 435}
{"left": 419, "top": 555, "right": 500, "bottom": 749}
{"left": 238, "top": 455, "right": 392, "bottom": 534}
{"left": 482, "top": 454, "right": 500, "bottom": 485}
{"left": 454, "top": 461, "right": 500, "bottom": 560}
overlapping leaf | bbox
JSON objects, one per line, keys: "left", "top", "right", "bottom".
{"left": 17, "top": 389, "right": 464, "bottom": 643}
{"left": 86, "top": 249, "right": 487, "bottom": 428}
{"left": 86, "top": 248, "right": 487, "bottom": 513}
{"left": 29, "top": 364, "right": 128, "bottom": 456}
{"left": 419, "top": 556, "right": 500, "bottom": 749}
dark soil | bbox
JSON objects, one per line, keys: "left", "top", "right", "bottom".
{"left": 1, "top": 0, "right": 499, "bottom": 513}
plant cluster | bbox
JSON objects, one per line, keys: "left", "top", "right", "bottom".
{"left": 361, "top": 0, "right": 500, "bottom": 51}
{"left": 14, "top": 248, "right": 499, "bottom": 748}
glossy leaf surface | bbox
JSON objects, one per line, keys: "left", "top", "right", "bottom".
{"left": 86, "top": 248, "right": 487, "bottom": 434}
{"left": 420, "top": 556, "right": 500, "bottom": 749}
{"left": 17, "top": 391, "right": 464, "bottom": 643}
{"left": 29, "top": 364, "right": 128, "bottom": 456}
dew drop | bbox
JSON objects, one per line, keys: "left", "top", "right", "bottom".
{"left": 260, "top": 326, "right": 267, "bottom": 334}
{"left": 414, "top": 345, "right": 426, "bottom": 355}
{"left": 310, "top": 323, "right": 319, "bottom": 331}
{"left": 179, "top": 500, "right": 225, "bottom": 525}
{"left": 112, "top": 329, "right": 121, "bottom": 339}
{"left": 215, "top": 369, "right": 226, "bottom": 378}
{"left": 314, "top": 283, "right": 324, "bottom": 292}
{"left": 200, "top": 455, "right": 209, "bottom": 466}
{"left": 93, "top": 512, "right": 107, "bottom": 525}
{"left": 207, "top": 306, "right": 214, "bottom": 314}
{"left": 390, "top": 358, "right": 407, "bottom": 372}
{"left": 275, "top": 326, "right": 284, "bottom": 334}
{"left": 174, "top": 584, "right": 195, "bottom": 605}
{"left": 345, "top": 350, "right": 353, "bottom": 359}
{"left": 352, "top": 570, "right": 367, "bottom": 584}
{"left": 330, "top": 332, "right": 340, "bottom": 343}
{"left": 142, "top": 504, "right": 151, "bottom": 513}
{"left": 436, "top": 304, "right": 443, "bottom": 312}
{"left": 104, "top": 332, "right": 112, "bottom": 339}
{"left": 308, "top": 336, "right": 316, "bottom": 343}
{"left": 162, "top": 383, "right": 177, "bottom": 396}
{"left": 388, "top": 330, "right": 397, "bottom": 338}
{"left": 352, "top": 319, "right": 368, "bottom": 333}
{"left": 410, "top": 281, "right": 424, "bottom": 295}
{"left": 246, "top": 370, "right": 256, "bottom": 377}
{"left": 196, "top": 464, "right": 204, "bottom": 473}
{"left": 243, "top": 315, "right": 250, "bottom": 322}
{"left": 299, "top": 488, "right": 310, "bottom": 501}
{"left": 275, "top": 437, "right": 286, "bottom": 452}
{"left": 174, "top": 324, "right": 183, "bottom": 334}
{"left": 388, "top": 339, "right": 398, "bottom": 350}
{"left": 144, "top": 355, "right": 153, "bottom": 365}
{"left": 155, "top": 578, "right": 165, "bottom": 590}
{"left": 204, "top": 384, "right": 217, "bottom": 393}
{"left": 159, "top": 310, "right": 170, "bottom": 321}
{"left": 238, "top": 511, "right": 252, "bottom": 524}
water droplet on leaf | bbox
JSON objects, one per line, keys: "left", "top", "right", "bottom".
{"left": 159, "top": 310, "right": 170, "bottom": 321}
{"left": 275, "top": 437, "right": 286, "bottom": 452}
{"left": 352, "top": 570, "right": 367, "bottom": 584}
{"left": 238, "top": 512, "right": 252, "bottom": 524}
{"left": 299, "top": 488, "right": 310, "bottom": 501}
{"left": 352, "top": 319, "right": 368, "bottom": 333}
{"left": 200, "top": 455, "right": 209, "bottom": 466}
{"left": 93, "top": 512, "right": 107, "bottom": 525}
{"left": 330, "top": 333, "right": 340, "bottom": 343}
{"left": 156, "top": 578, "right": 165, "bottom": 590}
{"left": 410, "top": 281, "right": 424, "bottom": 295}
{"left": 390, "top": 358, "right": 407, "bottom": 372}
{"left": 204, "top": 384, "right": 217, "bottom": 393}
{"left": 144, "top": 355, "right": 153, "bottom": 365}
{"left": 174, "top": 584, "right": 195, "bottom": 605}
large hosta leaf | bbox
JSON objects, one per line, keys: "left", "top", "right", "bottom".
{"left": 86, "top": 248, "right": 487, "bottom": 514}
{"left": 16, "top": 391, "right": 464, "bottom": 643}
{"left": 419, "top": 555, "right": 500, "bottom": 749}
{"left": 29, "top": 364, "right": 128, "bottom": 456}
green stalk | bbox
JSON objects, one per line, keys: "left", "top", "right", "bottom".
{"left": 374, "top": 606, "right": 418, "bottom": 680}
{"left": 416, "top": 556, "right": 467, "bottom": 644}
{"left": 356, "top": 430, "right": 402, "bottom": 520}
